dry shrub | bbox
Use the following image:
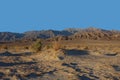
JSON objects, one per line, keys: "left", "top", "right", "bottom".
{"left": 63, "top": 45, "right": 67, "bottom": 49}
{"left": 13, "top": 46, "right": 22, "bottom": 52}
{"left": 0, "top": 45, "right": 8, "bottom": 50}
{"left": 3, "top": 45, "right": 8, "bottom": 50}
{"left": 84, "top": 46, "right": 89, "bottom": 50}
{"left": 24, "top": 46, "right": 29, "bottom": 50}
{"left": 31, "top": 40, "right": 42, "bottom": 52}
{"left": 46, "top": 44, "right": 52, "bottom": 49}
{"left": 52, "top": 41, "right": 61, "bottom": 51}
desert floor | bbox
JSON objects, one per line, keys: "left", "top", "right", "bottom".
{"left": 0, "top": 40, "right": 120, "bottom": 80}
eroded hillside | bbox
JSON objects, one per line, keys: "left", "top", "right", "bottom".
{"left": 0, "top": 27, "right": 120, "bottom": 41}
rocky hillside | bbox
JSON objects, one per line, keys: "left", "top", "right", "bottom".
{"left": 69, "top": 28, "right": 120, "bottom": 40}
{"left": 0, "top": 32, "right": 24, "bottom": 42}
{"left": 0, "top": 27, "right": 120, "bottom": 41}
{"left": 23, "top": 30, "right": 72, "bottom": 39}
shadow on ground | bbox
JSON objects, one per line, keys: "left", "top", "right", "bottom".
{"left": 0, "top": 62, "right": 36, "bottom": 67}
{"left": 0, "top": 51, "right": 32, "bottom": 56}
{"left": 26, "top": 69, "right": 57, "bottom": 78}
{"left": 64, "top": 49, "right": 89, "bottom": 56}
{"left": 78, "top": 75, "right": 91, "bottom": 80}
{"left": 112, "top": 65, "right": 120, "bottom": 71}
{"left": 105, "top": 53, "right": 118, "bottom": 56}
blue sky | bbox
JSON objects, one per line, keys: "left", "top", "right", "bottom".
{"left": 0, "top": 0, "right": 120, "bottom": 32}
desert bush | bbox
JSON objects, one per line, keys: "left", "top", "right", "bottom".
{"left": 2, "top": 45, "right": 8, "bottom": 50}
{"left": 46, "top": 44, "right": 52, "bottom": 49}
{"left": 31, "top": 40, "right": 42, "bottom": 52}
{"left": 24, "top": 46, "right": 29, "bottom": 50}
{"left": 84, "top": 46, "right": 89, "bottom": 50}
{"left": 52, "top": 41, "right": 61, "bottom": 51}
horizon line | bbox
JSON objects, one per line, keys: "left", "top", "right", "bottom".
{"left": 0, "top": 27, "right": 119, "bottom": 33}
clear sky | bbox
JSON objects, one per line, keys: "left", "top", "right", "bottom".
{"left": 0, "top": 0, "right": 120, "bottom": 32}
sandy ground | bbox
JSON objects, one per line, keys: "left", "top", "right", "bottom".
{"left": 0, "top": 40, "right": 120, "bottom": 80}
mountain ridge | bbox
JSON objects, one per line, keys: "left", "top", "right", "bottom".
{"left": 0, "top": 27, "right": 120, "bottom": 41}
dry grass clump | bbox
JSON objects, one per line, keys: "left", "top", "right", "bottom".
{"left": 52, "top": 41, "right": 61, "bottom": 51}
{"left": 45, "top": 44, "right": 52, "bottom": 49}
{"left": 30, "top": 40, "right": 42, "bottom": 52}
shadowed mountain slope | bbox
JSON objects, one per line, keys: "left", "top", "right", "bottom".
{"left": 0, "top": 32, "right": 24, "bottom": 41}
